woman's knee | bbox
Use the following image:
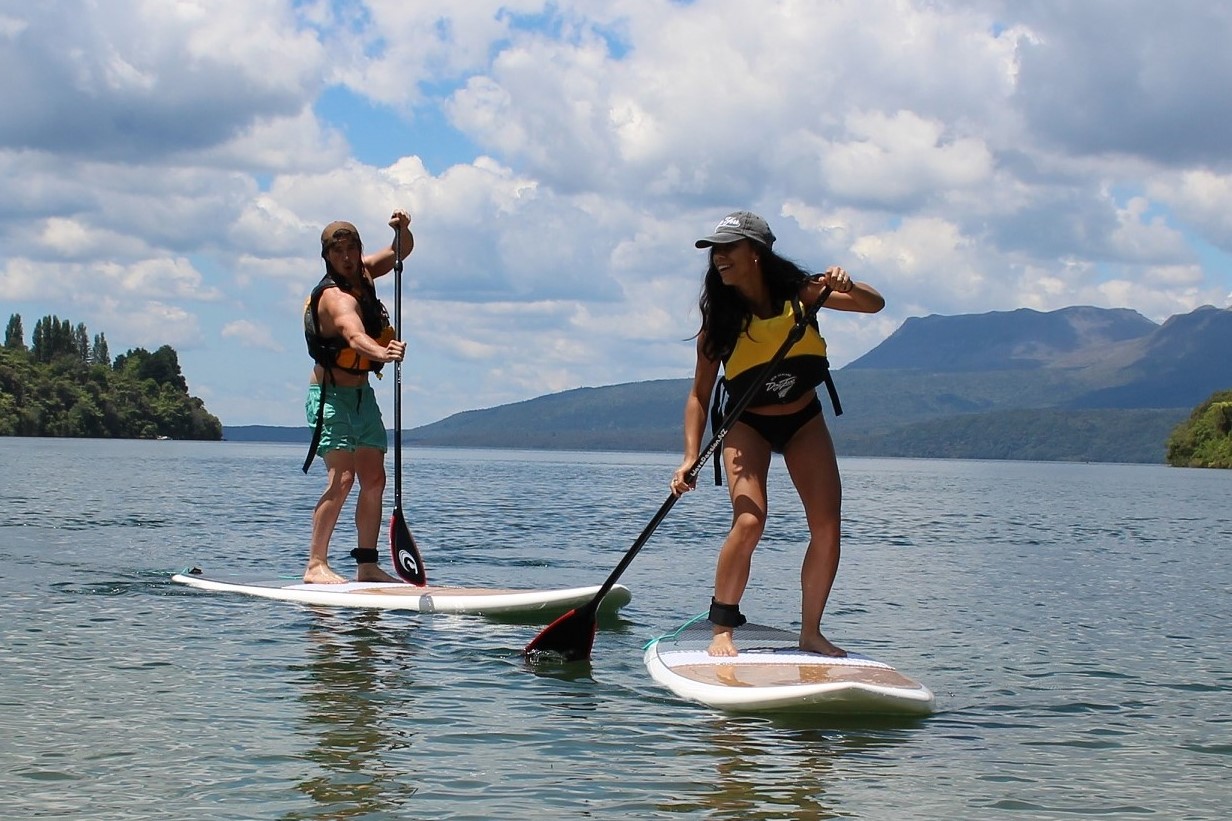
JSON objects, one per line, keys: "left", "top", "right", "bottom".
{"left": 805, "top": 496, "right": 842, "bottom": 529}
{"left": 728, "top": 510, "right": 766, "bottom": 546}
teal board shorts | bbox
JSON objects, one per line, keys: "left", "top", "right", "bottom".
{"left": 305, "top": 383, "right": 387, "bottom": 456}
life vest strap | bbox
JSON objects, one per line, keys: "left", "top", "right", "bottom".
{"left": 302, "top": 370, "right": 333, "bottom": 474}
{"left": 709, "top": 378, "right": 728, "bottom": 487}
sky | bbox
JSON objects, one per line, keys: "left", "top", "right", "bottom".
{"left": 2, "top": 0, "right": 1231, "bottom": 429}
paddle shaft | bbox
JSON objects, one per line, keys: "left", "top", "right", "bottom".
{"left": 385, "top": 223, "right": 429, "bottom": 584}
{"left": 393, "top": 229, "right": 404, "bottom": 501}
{"left": 572, "top": 285, "right": 834, "bottom": 618}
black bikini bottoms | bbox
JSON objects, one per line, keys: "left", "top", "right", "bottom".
{"left": 738, "top": 395, "right": 823, "bottom": 453}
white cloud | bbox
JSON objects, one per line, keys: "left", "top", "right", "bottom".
{"left": 0, "top": 258, "right": 42, "bottom": 301}
{"left": 325, "top": 0, "right": 547, "bottom": 106}
{"left": 818, "top": 110, "right": 994, "bottom": 208}
{"left": 197, "top": 106, "right": 353, "bottom": 174}
{"left": 0, "top": 255, "right": 220, "bottom": 303}
{"left": 0, "top": 0, "right": 324, "bottom": 160}
{"left": 1, "top": 0, "right": 1230, "bottom": 428}
{"left": 222, "top": 319, "right": 285, "bottom": 352}
{"left": 850, "top": 216, "right": 987, "bottom": 307}
{"left": 92, "top": 297, "right": 205, "bottom": 352}
{"left": 112, "top": 258, "right": 224, "bottom": 302}
{"left": 1147, "top": 169, "right": 1232, "bottom": 251}
{"left": 34, "top": 218, "right": 151, "bottom": 260}
{"left": 1011, "top": 1, "right": 1232, "bottom": 165}
{"left": 0, "top": 13, "right": 28, "bottom": 39}
{"left": 1108, "top": 196, "right": 1190, "bottom": 263}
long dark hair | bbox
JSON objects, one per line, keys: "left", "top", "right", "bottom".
{"left": 697, "top": 243, "right": 812, "bottom": 361}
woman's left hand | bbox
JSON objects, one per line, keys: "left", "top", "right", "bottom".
{"left": 820, "top": 266, "right": 854, "bottom": 293}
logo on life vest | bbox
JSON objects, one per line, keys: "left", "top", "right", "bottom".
{"left": 766, "top": 373, "right": 797, "bottom": 399}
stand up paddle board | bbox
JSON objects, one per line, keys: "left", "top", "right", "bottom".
{"left": 171, "top": 569, "right": 632, "bottom": 618}
{"left": 644, "top": 618, "right": 934, "bottom": 715}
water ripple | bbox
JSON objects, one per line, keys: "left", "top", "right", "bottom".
{"left": 2, "top": 442, "right": 1231, "bottom": 819}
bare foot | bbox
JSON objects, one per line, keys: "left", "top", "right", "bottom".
{"left": 304, "top": 562, "right": 348, "bottom": 584}
{"left": 356, "top": 564, "right": 401, "bottom": 583}
{"left": 707, "top": 630, "right": 739, "bottom": 657}
{"left": 800, "top": 633, "right": 847, "bottom": 658}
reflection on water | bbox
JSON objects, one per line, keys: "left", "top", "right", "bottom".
{"left": 522, "top": 654, "right": 597, "bottom": 684}
{"left": 1, "top": 440, "right": 1230, "bottom": 820}
{"left": 660, "top": 714, "right": 920, "bottom": 820}
{"left": 285, "top": 610, "right": 421, "bottom": 820}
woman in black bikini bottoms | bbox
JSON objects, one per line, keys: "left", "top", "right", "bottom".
{"left": 670, "top": 211, "right": 885, "bottom": 658}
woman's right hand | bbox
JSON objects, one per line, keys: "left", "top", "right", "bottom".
{"left": 670, "top": 461, "right": 697, "bottom": 496}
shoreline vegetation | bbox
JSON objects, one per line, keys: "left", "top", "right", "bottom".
{"left": 0, "top": 313, "right": 221, "bottom": 440}
{"left": 1165, "top": 391, "right": 1232, "bottom": 468}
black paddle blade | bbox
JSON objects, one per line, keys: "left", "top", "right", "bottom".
{"left": 389, "top": 506, "right": 426, "bottom": 585}
{"left": 523, "top": 606, "right": 597, "bottom": 662}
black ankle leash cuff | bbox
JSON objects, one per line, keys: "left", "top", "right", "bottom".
{"left": 708, "top": 598, "right": 748, "bottom": 628}
{"left": 350, "top": 547, "right": 379, "bottom": 565}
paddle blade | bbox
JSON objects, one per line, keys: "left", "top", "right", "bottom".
{"left": 389, "top": 506, "right": 426, "bottom": 585}
{"left": 523, "top": 606, "right": 597, "bottom": 662}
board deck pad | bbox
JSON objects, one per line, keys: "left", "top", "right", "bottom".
{"left": 171, "top": 570, "right": 631, "bottom": 618}
{"left": 644, "top": 619, "right": 935, "bottom": 715}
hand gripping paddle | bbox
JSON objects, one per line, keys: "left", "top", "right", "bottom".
{"left": 524, "top": 285, "right": 833, "bottom": 661}
{"left": 389, "top": 220, "right": 427, "bottom": 585}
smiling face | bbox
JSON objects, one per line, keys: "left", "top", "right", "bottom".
{"left": 710, "top": 239, "right": 761, "bottom": 289}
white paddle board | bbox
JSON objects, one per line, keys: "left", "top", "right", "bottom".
{"left": 644, "top": 619, "right": 934, "bottom": 715}
{"left": 171, "top": 569, "right": 631, "bottom": 617}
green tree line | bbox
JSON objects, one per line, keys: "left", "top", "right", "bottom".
{"left": 1166, "top": 389, "right": 1232, "bottom": 469}
{"left": 0, "top": 313, "right": 222, "bottom": 440}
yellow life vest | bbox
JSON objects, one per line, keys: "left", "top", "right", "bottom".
{"left": 706, "top": 296, "right": 843, "bottom": 486}
{"left": 722, "top": 298, "right": 829, "bottom": 406}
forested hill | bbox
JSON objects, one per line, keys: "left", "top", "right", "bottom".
{"left": 219, "top": 304, "right": 1232, "bottom": 464}
{"left": 399, "top": 305, "right": 1232, "bottom": 464}
{"left": 1166, "top": 389, "right": 1232, "bottom": 469}
{"left": 0, "top": 313, "right": 222, "bottom": 440}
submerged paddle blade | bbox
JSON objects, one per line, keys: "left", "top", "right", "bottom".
{"left": 389, "top": 506, "right": 426, "bottom": 585}
{"left": 523, "top": 606, "right": 597, "bottom": 662}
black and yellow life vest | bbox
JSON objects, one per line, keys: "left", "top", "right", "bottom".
{"left": 707, "top": 296, "right": 843, "bottom": 484}
{"left": 722, "top": 296, "right": 830, "bottom": 407}
{"left": 303, "top": 273, "right": 394, "bottom": 375}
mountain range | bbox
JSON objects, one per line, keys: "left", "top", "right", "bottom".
{"left": 225, "top": 305, "right": 1232, "bottom": 464}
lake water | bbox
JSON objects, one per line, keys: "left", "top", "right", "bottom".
{"left": 1, "top": 438, "right": 1229, "bottom": 820}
